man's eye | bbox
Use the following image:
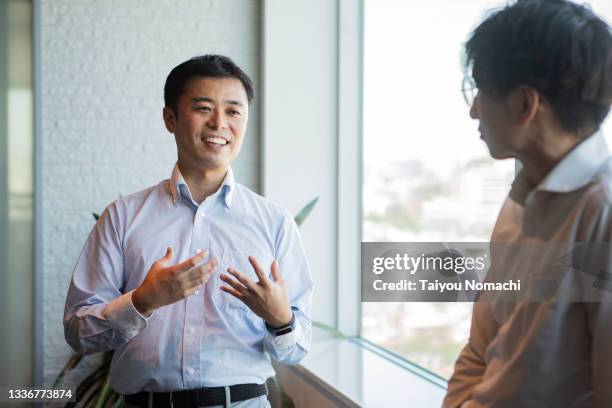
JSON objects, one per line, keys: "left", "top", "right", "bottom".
{"left": 229, "top": 110, "right": 241, "bottom": 116}
{"left": 197, "top": 107, "right": 211, "bottom": 112}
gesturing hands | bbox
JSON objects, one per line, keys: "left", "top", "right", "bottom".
{"left": 133, "top": 247, "right": 218, "bottom": 317}
{"left": 220, "top": 256, "right": 293, "bottom": 328}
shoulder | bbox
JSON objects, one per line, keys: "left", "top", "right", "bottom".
{"left": 580, "top": 160, "right": 612, "bottom": 214}
{"left": 589, "top": 159, "right": 612, "bottom": 204}
{"left": 490, "top": 196, "right": 522, "bottom": 242}
{"left": 102, "top": 180, "right": 170, "bottom": 220}
{"left": 575, "top": 160, "right": 612, "bottom": 239}
{"left": 234, "top": 183, "right": 291, "bottom": 221}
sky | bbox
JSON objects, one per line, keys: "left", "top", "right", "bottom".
{"left": 363, "top": 0, "right": 612, "bottom": 175}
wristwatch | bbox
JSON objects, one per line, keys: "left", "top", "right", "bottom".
{"left": 265, "top": 308, "right": 297, "bottom": 336}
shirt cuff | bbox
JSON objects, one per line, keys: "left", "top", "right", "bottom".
{"left": 105, "top": 290, "right": 151, "bottom": 339}
{"left": 265, "top": 312, "right": 296, "bottom": 336}
{"left": 266, "top": 319, "right": 303, "bottom": 349}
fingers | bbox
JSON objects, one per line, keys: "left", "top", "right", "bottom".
{"left": 220, "top": 285, "right": 245, "bottom": 300}
{"left": 226, "top": 267, "right": 257, "bottom": 291}
{"left": 185, "top": 259, "right": 218, "bottom": 285}
{"left": 221, "top": 269, "right": 250, "bottom": 293}
{"left": 173, "top": 249, "right": 209, "bottom": 273}
{"left": 270, "top": 260, "right": 283, "bottom": 283}
{"left": 248, "top": 256, "right": 269, "bottom": 286}
{"left": 179, "top": 270, "right": 209, "bottom": 298}
{"left": 180, "top": 282, "right": 202, "bottom": 298}
{"left": 157, "top": 247, "right": 174, "bottom": 265}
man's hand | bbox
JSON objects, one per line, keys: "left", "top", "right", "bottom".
{"left": 132, "top": 247, "right": 218, "bottom": 317}
{"left": 220, "top": 256, "right": 293, "bottom": 328}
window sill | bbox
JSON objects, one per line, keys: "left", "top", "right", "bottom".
{"left": 274, "top": 328, "right": 447, "bottom": 407}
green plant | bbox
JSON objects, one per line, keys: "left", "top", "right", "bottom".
{"left": 293, "top": 197, "right": 318, "bottom": 227}
{"left": 55, "top": 198, "right": 319, "bottom": 407}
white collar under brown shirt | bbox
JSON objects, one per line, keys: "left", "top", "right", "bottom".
{"left": 444, "top": 131, "right": 612, "bottom": 408}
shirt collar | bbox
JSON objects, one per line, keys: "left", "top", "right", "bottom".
{"left": 168, "top": 163, "right": 235, "bottom": 209}
{"left": 509, "top": 130, "right": 610, "bottom": 205}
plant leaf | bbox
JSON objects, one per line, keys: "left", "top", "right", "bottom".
{"left": 72, "top": 364, "right": 108, "bottom": 406}
{"left": 93, "top": 369, "right": 112, "bottom": 408}
{"left": 111, "top": 393, "right": 124, "bottom": 408}
{"left": 53, "top": 354, "right": 83, "bottom": 388}
{"left": 81, "top": 377, "right": 104, "bottom": 408}
{"left": 294, "top": 197, "right": 319, "bottom": 227}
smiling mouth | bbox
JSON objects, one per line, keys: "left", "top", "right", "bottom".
{"left": 202, "top": 136, "right": 229, "bottom": 146}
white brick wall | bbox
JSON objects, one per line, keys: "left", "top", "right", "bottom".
{"left": 40, "top": 0, "right": 261, "bottom": 384}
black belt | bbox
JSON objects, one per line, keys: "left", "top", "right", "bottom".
{"left": 124, "top": 383, "right": 267, "bottom": 407}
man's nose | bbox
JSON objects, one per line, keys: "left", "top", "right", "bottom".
{"left": 469, "top": 93, "right": 480, "bottom": 119}
{"left": 207, "top": 110, "right": 228, "bottom": 130}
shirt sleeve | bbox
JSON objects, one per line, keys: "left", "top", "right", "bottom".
{"left": 579, "top": 199, "right": 612, "bottom": 407}
{"left": 263, "top": 210, "right": 314, "bottom": 365}
{"left": 443, "top": 302, "right": 499, "bottom": 408}
{"left": 586, "top": 299, "right": 612, "bottom": 407}
{"left": 444, "top": 200, "right": 512, "bottom": 408}
{"left": 63, "top": 202, "right": 152, "bottom": 354}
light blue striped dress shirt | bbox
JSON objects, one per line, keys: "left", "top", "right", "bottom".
{"left": 63, "top": 164, "right": 314, "bottom": 394}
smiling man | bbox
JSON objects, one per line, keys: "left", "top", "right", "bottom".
{"left": 63, "top": 55, "right": 313, "bottom": 408}
{"left": 444, "top": 1, "right": 612, "bottom": 407}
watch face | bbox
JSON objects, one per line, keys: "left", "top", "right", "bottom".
{"left": 266, "top": 313, "right": 296, "bottom": 336}
{"left": 274, "top": 326, "right": 293, "bottom": 336}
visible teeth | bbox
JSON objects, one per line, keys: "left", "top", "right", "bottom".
{"left": 204, "top": 136, "right": 227, "bottom": 145}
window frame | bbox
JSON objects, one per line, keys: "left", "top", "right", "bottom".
{"left": 336, "top": 0, "right": 364, "bottom": 337}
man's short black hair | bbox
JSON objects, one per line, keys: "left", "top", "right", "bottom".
{"left": 164, "top": 55, "right": 254, "bottom": 115}
{"left": 465, "top": 0, "right": 612, "bottom": 133}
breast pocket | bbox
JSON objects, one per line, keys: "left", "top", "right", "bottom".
{"left": 213, "top": 249, "right": 272, "bottom": 315}
{"left": 212, "top": 249, "right": 273, "bottom": 342}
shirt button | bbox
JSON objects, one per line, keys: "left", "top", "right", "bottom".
{"left": 189, "top": 327, "right": 196, "bottom": 334}
{"left": 200, "top": 212, "right": 206, "bottom": 218}
{"left": 187, "top": 368, "right": 195, "bottom": 375}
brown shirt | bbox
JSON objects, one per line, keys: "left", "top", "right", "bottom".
{"left": 444, "top": 131, "right": 612, "bottom": 408}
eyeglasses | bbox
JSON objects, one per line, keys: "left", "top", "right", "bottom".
{"left": 461, "top": 76, "right": 478, "bottom": 107}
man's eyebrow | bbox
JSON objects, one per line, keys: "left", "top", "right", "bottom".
{"left": 192, "top": 97, "right": 244, "bottom": 107}
{"left": 192, "top": 97, "right": 214, "bottom": 103}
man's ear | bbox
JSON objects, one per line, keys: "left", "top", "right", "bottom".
{"left": 162, "top": 106, "right": 177, "bottom": 133}
{"left": 514, "top": 85, "right": 540, "bottom": 125}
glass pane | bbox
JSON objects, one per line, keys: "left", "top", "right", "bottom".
{"left": 362, "top": 0, "right": 612, "bottom": 380}
{"left": 0, "top": 0, "right": 34, "bottom": 387}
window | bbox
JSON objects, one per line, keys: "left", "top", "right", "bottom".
{"left": 0, "top": 0, "right": 34, "bottom": 387}
{"left": 361, "top": 0, "right": 612, "bottom": 380}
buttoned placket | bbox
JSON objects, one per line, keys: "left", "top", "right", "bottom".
{"left": 181, "top": 192, "right": 215, "bottom": 389}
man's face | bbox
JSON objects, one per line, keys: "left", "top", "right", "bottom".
{"left": 163, "top": 76, "right": 249, "bottom": 172}
{"left": 470, "top": 90, "right": 520, "bottom": 160}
